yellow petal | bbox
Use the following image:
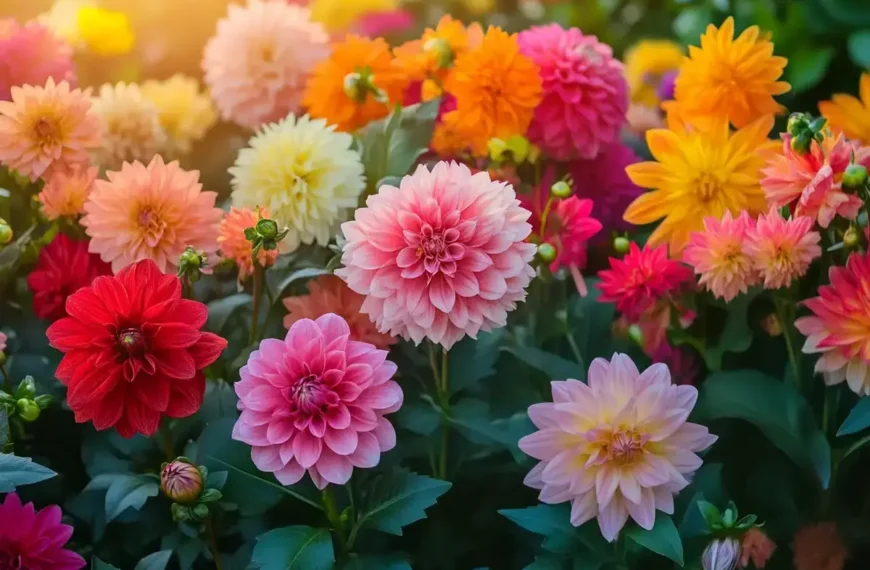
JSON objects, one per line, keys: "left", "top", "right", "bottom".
{"left": 645, "top": 128, "right": 683, "bottom": 162}
{"left": 623, "top": 191, "right": 669, "bottom": 225}
{"left": 625, "top": 162, "right": 666, "bottom": 189}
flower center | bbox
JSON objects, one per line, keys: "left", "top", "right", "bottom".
{"left": 605, "top": 431, "right": 645, "bottom": 464}
{"left": 694, "top": 173, "right": 721, "bottom": 203}
{"left": 137, "top": 206, "right": 167, "bottom": 246}
{"left": 118, "top": 327, "right": 145, "bottom": 356}
{"left": 34, "top": 118, "right": 58, "bottom": 146}
{"left": 289, "top": 373, "right": 327, "bottom": 415}
{"left": 416, "top": 223, "right": 463, "bottom": 276}
{"left": 0, "top": 549, "right": 23, "bottom": 570}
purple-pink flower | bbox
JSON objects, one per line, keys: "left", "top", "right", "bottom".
{"left": 0, "top": 493, "right": 85, "bottom": 569}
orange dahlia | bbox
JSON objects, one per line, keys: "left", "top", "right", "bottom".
{"left": 819, "top": 72, "right": 870, "bottom": 145}
{"left": 38, "top": 164, "right": 97, "bottom": 220}
{"left": 217, "top": 206, "right": 279, "bottom": 282}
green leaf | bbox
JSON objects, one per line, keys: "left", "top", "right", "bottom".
{"left": 0, "top": 453, "right": 56, "bottom": 491}
{"left": 448, "top": 330, "right": 503, "bottom": 394}
{"left": 0, "top": 408, "right": 8, "bottom": 449}
{"left": 848, "top": 31, "right": 870, "bottom": 68}
{"left": 837, "top": 397, "right": 870, "bottom": 436}
{"left": 92, "top": 557, "right": 121, "bottom": 570}
{"left": 702, "top": 291, "right": 758, "bottom": 370}
{"left": 625, "top": 514, "right": 684, "bottom": 566}
{"left": 104, "top": 474, "right": 159, "bottom": 522}
{"left": 506, "top": 346, "right": 586, "bottom": 381}
{"left": 354, "top": 467, "right": 451, "bottom": 536}
{"left": 274, "top": 267, "right": 332, "bottom": 300}
{"left": 251, "top": 526, "right": 334, "bottom": 570}
{"left": 394, "top": 399, "right": 442, "bottom": 436}
{"left": 340, "top": 554, "right": 412, "bottom": 570}
{"left": 786, "top": 47, "right": 834, "bottom": 93}
{"left": 450, "top": 399, "right": 532, "bottom": 461}
{"left": 673, "top": 6, "right": 713, "bottom": 44}
{"left": 523, "top": 555, "right": 565, "bottom": 570}
{"left": 206, "top": 294, "right": 252, "bottom": 335}
{"left": 499, "top": 505, "right": 608, "bottom": 556}
{"left": 134, "top": 551, "right": 173, "bottom": 570}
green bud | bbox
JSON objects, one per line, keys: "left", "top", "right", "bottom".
{"left": 15, "top": 376, "right": 36, "bottom": 399}
{"left": 786, "top": 112, "right": 810, "bottom": 137}
{"left": 170, "top": 502, "right": 190, "bottom": 522}
{"left": 842, "top": 164, "right": 868, "bottom": 190}
{"left": 628, "top": 324, "right": 643, "bottom": 346}
{"left": 199, "top": 488, "right": 223, "bottom": 503}
{"left": 16, "top": 399, "right": 40, "bottom": 422}
{"left": 845, "top": 226, "right": 862, "bottom": 249}
{"left": 550, "top": 180, "right": 572, "bottom": 199}
{"left": 505, "top": 135, "right": 530, "bottom": 164}
{"left": 536, "top": 243, "right": 557, "bottom": 263}
{"left": 790, "top": 131, "right": 812, "bottom": 154}
{"left": 34, "top": 394, "right": 54, "bottom": 410}
{"left": 179, "top": 247, "right": 204, "bottom": 268}
{"left": 613, "top": 236, "right": 630, "bottom": 254}
{"left": 343, "top": 72, "right": 363, "bottom": 101}
{"left": 423, "top": 37, "right": 453, "bottom": 68}
{"left": 0, "top": 223, "right": 11, "bottom": 246}
{"left": 255, "top": 219, "right": 279, "bottom": 240}
{"left": 192, "top": 503, "right": 210, "bottom": 521}
{"left": 243, "top": 227, "right": 258, "bottom": 242}
{"left": 487, "top": 138, "right": 507, "bottom": 162}
{"left": 0, "top": 352, "right": 6, "bottom": 366}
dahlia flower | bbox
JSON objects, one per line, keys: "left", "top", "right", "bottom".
{"left": 0, "top": 493, "right": 85, "bottom": 570}
{"left": 230, "top": 114, "right": 364, "bottom": 252}
{"left": 38, "top": 164, "right": 97, "bottom": 220}
{"left": 233, "top": 314, "right": 403, "bottom": 488}
{"left": 819, "top": 72, "right": 870, "bottom": 145}
{"left": 89, "top": 82, "right": 167, "bottom": 170}
{"left": 519, "top": 353, "right": 717, "bottom": 541}
{"left": 741, "top": 528, "right": 776, "bottom": 569}
{"left": 46, "top": 259, "right": 227, "bottom": 437}
{"left": 745, "top": 210, "right": 821, "bottom": 290}
{"left": 652, "top": 343, "right": 701, "bottom": 386}
{"left": 82, "top": 155, "right": 222, "bottom": 274}
{"left": 217, "top": 207, "right": 279, "bottom": 282}
{"left": 76, "top": 7, "right": 135, "bottom": 56}
{"left": 141, "top": 75, "right": 217, "bottom": 155}
{"left": 161, "top": 460, "right": 204, "bottom": 504}
{"left": 337, "top": 161, "right": 537, "bottom": 349}
{"left": 623, "top": 39, "right": 683, "bottom": 107}
{"left": 518, "top": 24, "right": 627, "bottom": 161}
{"left": 0, "top": 19, "right": 75, "bottom": 102}
{"left": 354, "top": 9, "right": 415, "bottom": 37}
{"left": 793, "top": 523, "right": 846, "bottom": 570}
{"left": 203, "top": 1, "right": 329, "bottom": 131}
{"left": 0, "top": 79, "right": 100, "bottom": 181}
{"left": 683, "top": 211, "right": 757, "bottom": 302}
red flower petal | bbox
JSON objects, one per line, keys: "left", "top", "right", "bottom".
{"left": 144, "top": 323, "right": 201, "bottom": 350}
{"left": 47, "top": 318, "right": 106, "bottom": 351}
{"left": 165, "top": 373, "right": 206, "bottom": 418}
{"left": 150, "top": 349, "right": 196, "bottom": 380}
{"left": 188, "top": 332, "right": 228, "bottom": 368}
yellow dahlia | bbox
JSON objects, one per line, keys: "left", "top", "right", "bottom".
{"left": 624, "top": 39, "right": 684, "bottom": 107}
{"left": 90, "top": 82, "right": 167, "bottom": 170}
{"left": 76, "top": 7, "right": 135, "bottom": 56}
{"left": 819, "top": 72, "right": 870, "bottom": 145}
{"left": 141, "top": 75, "right": 217, "bottom": 156}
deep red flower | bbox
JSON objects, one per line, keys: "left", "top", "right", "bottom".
{"left": 46, "top": 259, "right": 227, "bottom": 437}
{"left": 27, "top": 233, "right": 110, "bottom": 321}
{"left": 0, "top": 493, "right": 85, "bottom": 570}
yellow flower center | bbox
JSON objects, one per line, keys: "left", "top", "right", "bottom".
{"left": 694, "top": 172, "right": 721, "bottom": 203}
{"left": 34, "top": 118, "right": 59, "bottom": 147}
{"left": 599, "top": 429, "right": 646, "bottom": 466}
{"left": 137, "top": 207, "right": 167, "bottom": 247}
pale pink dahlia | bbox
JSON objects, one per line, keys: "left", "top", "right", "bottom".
{"left": 0, "top": 19, "right": 75, "bottom": 102}
{"left": 683, "top": 211, "right": 758, "bottom": 302}
{"left": 519, "top": 353, "right": 717, "bottom": 542}
{"left": 518, "top": 24, "right": 628, "bottom": 161}
{"left": 233, "top": 313, "right": 402, "bottom": 488}
{"left": 336, "top": 161, "right": 537, "bottom": 349}
{"left": 203, "top": 1, "right": 330, "bottom": 130}
{"left": 745, "top": 210, "right": 821, "bottom": 290}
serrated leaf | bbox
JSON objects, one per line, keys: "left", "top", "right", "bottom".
{"left": 134, "top": 550, "right": 173, "bottom": 570}
{"left": 206, "top": 294, "right": 252, "bottom": 335}
{"left": 449, "top": 330, "right": 502, "bottom": 394}
{"left": 104, "top": 474, "right": 159, "bottom": 522}
{"left": 506, "top": 346, "right": 585, "bottom": 381}
{"left": 625, "top": 514, "right": 684, "bottom": 566}
{"left": 251, "top": 526, "right": 334, "bottom": 570}
{"left": 0, "top": 453, "right": 56, "bottom": 492}
{"left": 837, "top": 396, "right": 870, "bottom": 436}
{"left": 354, "top": 467, "right": 451, "bottom": 536}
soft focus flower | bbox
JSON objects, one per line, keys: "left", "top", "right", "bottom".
{"left": 0, "top": 78, "right": 100, "bottom": 181}
{"left": 218, "top": 206, "right": 279, "bottom": 282}
{"left": 76, "top": 7, "right": 134, "bottom": 56}
{"left": 626, "top": 103, "right": 664, "bottom": 135}
{"left": 310, "top": 0, "right": 397, "bottom": 32}
{"left": 624, "top": 39, "right": 683, "bottom": 107}
{"left": 703, "top": 537, "right": 741, "bottom": 570}
{"left": 141, "top": 75, "right": 217, "bottom": 155}
{"left": 89, "top": 82, "right": 167, "bottom": 170}
{"left": 355, "top": 10, "right": 415, "bottom": 38}
{"left": 233, "top": 314, "right": 403, "bottom": 489}
{"left": 745, "top": 210, "right": 821, "bottom": 289}
{"left": 337, "top": 161, "right": 537, "bottom": 349}
{"left": 598, "top": 242, "right": 693, "bottom": 320}
{"left": 740, "top": 528, "right": 776, "bottom": 569}
{"left": 819, "top": 72, "right": 870, "bottom": 145}
{"left": 161, "top": 459, "right": 204, "bottom": 504}
{"left": 203, "top": 1, "right": 328, "bottom": 131}
{"left": 431, "top": 109, "right": 469, "bottom": 158}
{"left": 796, "top": 252, "right": 870, "bottom": 396}
{"left": 657, "top": 71, "right": 677, "bottom": 102}
{"left": 230, "top": 114, "right": 364, "bottom": 251}
{"left": 0, "top": 19, "right": 75, "bottom": 102}
{"left": 38, "top": 0, "right": 95, "bottom": 46}
{"left": 519, "top": 353, "right": 717, "bottom": 541}
{"left": 0, "top": 332, "right": 6, "bottom": 353}
{"left": 793, "top": 523, "right": 846, "bottom": 570}
{"left": 38, "top": 165, "right": 97, "bottom": 220}
{"left": 672, "top": 17, "right": 789, "bottom": 129}
{"left": 624, "top": 116, "right": 773, "bottom": 254}
{"left": 683, "top": 211, "right": 757, "bottom": 302}
{"left": 652, "top": 343, "right": 701, "bottom": 386}
{"left": 0, "top": 493, "right": 85, "bottom": 570}
{"left": 283, "top": 275, "right": 396, "bottom": 350}
{"left": 82, "top": 155, "right": 222, "bottom": 274}
{"left": 445, "top": 27, "right": 542, "bottom": 156}
{"left": 46, "top": 259, "right": 227, "bottom": 437}
{"left": 27, "top": 233, "right": 111, "bottom": 321}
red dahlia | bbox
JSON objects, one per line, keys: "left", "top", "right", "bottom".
{"left": 46, "top": 259, "right": 227, "bottom": 437}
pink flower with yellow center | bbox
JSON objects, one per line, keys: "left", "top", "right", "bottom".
{"left": 38, "top": 164, "right": 97, "bottom": 220}
{"left": 519, "top": 353, "right": 717, "bottom": 541}
{"left": 745, "top": 210, "right": 821, "bottom": 290}
{"left": 683, "top": 211, "right": 757, "bottom": 302}
{"left": 0, "top": 19, "right": 75, "bottom": 102}
{"left": 217, "top": 207, "right": 279, "bottom": 282}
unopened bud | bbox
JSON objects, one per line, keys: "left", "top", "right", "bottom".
{"left": 506, "top": 135, "right": 530, "bottom": 163}
{"left": 628, "top": 324, "right": 643, "bottom": 346}
{"left": 423, "top": 37, "right": 453, "bottom": 68}
{"left": 843, "top": 164, "right": 868, "bottom": 190}
{"left": 343, "top": 72, "right": 362, "bottom": 101}
{"left": 0, "top": 219, "right": 12, "bottom": 245}
{"left": 15, "top": 376, "right": 36, "bottom": 399}
{"left": 702, "top": 537, "right": 741, "bottom": 570}
{"left": 192, "top": 503, "right": 210, "bottom": 521}
{"left": 786, "top": 113, "right": 810, "bottom": 137}
{"left": 255, "top": 219, "right": 279, "bottom": 240}
{"left": 550, "top": 180, "right": 572, "bottom": 198}
{"left": 161, "top": 459, "right": 204, "bottom": 504}
{"left": 536, "top": 243, "right": 557, "bottom": 263}
{"left": 613, "top": 236, "right": 630, "bottom": 253}
{"left": 760, "top": 313, "right": 782, "bottom": 337}
{"left": 177, "top": 246, "right": 208, "bottom": 283}
{"left": 790, "top": 132, "right": 812, "bottom": 154}
{"left": 0, "top": 352, "right": 5, "bottom": 366}
{"left": 16, "top": 399, "right": 40, "bottom": 422}
{"left": 845, "top": 225, "right": 862, "bottom": 249}
{"left": 488, "top": 138, "right": 507, "bottom": 162}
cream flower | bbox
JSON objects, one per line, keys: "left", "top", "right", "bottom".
{"left": 90, "top": 82, "right": 167, "bottom": 170}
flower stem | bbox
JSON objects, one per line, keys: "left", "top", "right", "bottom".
{"left": 775, "top": 297, "right": 801, "bottom": 392}
{"left": 181, "top": 277, "right": 193, "bottom": 300}
{"left": 436, "top": 349, "right": 450, "bottom": 480}
{"left": 322, "top": 486, "right": 348, "bottom": 554}
{"left": 159, "top": 422, "right": 174, "bottom": 462}
{"left": 0, "top": 363, "right": 10, "bottom": 393}
{"left": 249, "top": 262, "right": 263, "bottom": 345}
{"left": 205, "top": 516, "right": 225, "bottom": 570}
{"left": 539, "top": 196, "right": 555, "bottom": 239}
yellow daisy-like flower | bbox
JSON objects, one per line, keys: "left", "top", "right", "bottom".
{"left": 819, "top": 72, "right": 870, "bottom": 145}
{"left": 141, "top": 75, "right": 217, "bottom": 156}
{"left": 624, "top": 39, "right": 684, "bottom": 106}
{"left": 309, "top": 0, "right": 397, "bottom": 32}
{"left": 672, "top": 17, "right": 789, "bottom": 129}
{"left": 624, "top": 115, "right": 775, "bottom": 255}
{"left": 77, "top": 7, "right": 135, "bottom": 56}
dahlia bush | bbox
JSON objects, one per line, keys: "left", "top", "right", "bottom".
{"left": 2, "top": 1, "right": 870, "bottom": 569}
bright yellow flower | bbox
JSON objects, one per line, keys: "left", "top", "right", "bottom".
{"left": 141, "top": 75, "right": 217, "bottom": 155}
{"left": 819, "top": 72, "right": 870, "bottom": 145}
{"left": 624, "top": 39, "right": 683, "bottom": 106}
{"left": 38, "top": 0, "right": 96, "bottom": 45}
{"left": 309, "top": 0, "right": 397, "bottom": 32}
{"left": 77, "top": 7, "right": 135, "bottom": 56}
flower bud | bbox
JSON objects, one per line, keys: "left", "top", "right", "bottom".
{"left": 613, "top": 236, "right": 630, "bottom": 253}
{"left": 16, "top": 399, "right": 40, "bottom": 422}
{"left": 343, "top": 72, "right": 362, "bottom": 101}
{"left": 536, "top": 243, "right": 557, "bottom": 263}
{"left": 192, "top": 503, "right": 210, "bottom": 521}
{"left": 487, "top": 138, "right": 507, "bottom": 162}
{"left": 842, "top": 164, "right": 868, "bottom": 190}
{"left": 760, "top": 313, "right": 782, "bottom": 337}
{"left": 628, "top": 324, "right": 643, "bottom": 346}
{"left": 506, "top": 135, "right": 531, "bottom": 164}
{"left": 423, "top": 37, "right": 453, "bottom": 68}
{"left": 0, "top": 352, "right": 5, "bottom": 366}
{"left": 702, "top": 537, "right": 741, "bottom": 570}
{"left": 255, "top": 219, "right": 279, "bottom": 240}
{"left": 790, "top": 132, "right": 812, "bottom": 155}
{"left": 550, "top": 180, "right": 572, "bottom": 198}
{"left": 177, "top": 246, "right": 208, "bottom": 283}
{"left": 161, "top": 459, "right": 204, "bottom": 504}
{"left": 844, "top": 225, "right": 862, "bottom": 249}
{"left": 0, "top": 218, "right": 12, "bottom": 246}
{"left": 786, "top": 113, "right": 810, "bottom": 137}
{"left": 15, "top": 376, "right": 36, "bottom": 399}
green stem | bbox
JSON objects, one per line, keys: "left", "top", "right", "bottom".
{"left": 249, "top": 262, "right": 263, "bottom": 345}
{"left": 0, "top": 363, "right": 10, "bottom": 393}
{"left": 205, "top": 516, "right": 225, "bottom": 570}
{"left": 181, "top": 277, "right": 193, "bottom": 300}
{"left": 565, "top": 332, "right": 585, "bottom": 370}
{"left": 539, "top": 196, "right": 555, "bottom": 239}
{"left": 822, "top": 386, "right": 840, "bottom": 438}
{"left": 437, "top": 349, "right": 450, "bottom": 480}
{"left": 775, "top": 297, "right": 801, "bottom": 392}
{"left": 322, "top": 486, "right": 348, "bottom": 554}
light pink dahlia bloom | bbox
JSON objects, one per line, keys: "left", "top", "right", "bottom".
{"left": 0, "top": 19, "right": 75, "bottom": 102}
{"left": 519, "top": 353, "right": 717, "bottom": 542}
{"left": 233, "top": 313, "right": 402, "bottom": 488}
{"left": 683, "top": 211, "right": 758, "bottom": 302}
{"left": 336, "top": 161, "right": 537, "bottom": 349}
{"left": 518, "top": 24, "right": 628, "bottom": 161}
{"left": 745, "top": 210, "right": 821, "bottom": 290}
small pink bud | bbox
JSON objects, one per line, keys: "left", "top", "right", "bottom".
{"left": 160, "top": 459, "right": 203, "bottom": 504}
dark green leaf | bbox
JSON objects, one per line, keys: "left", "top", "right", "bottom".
{"left": 104, "top": 474, "right": 159, "bottom": 522}
{"left": 341, "top": 554, "right": 412, "bottom": 570}
{"left": 0, "top": 408, "right": 8, "bottom": 448}
{"left": 786, "top": 47, "right": 834, "bottom": 93}
{"left": 838, "top": 397, "right": 870, "bottom": 436}
{"left": 848, "top": 31, "right": 870, "bottom": 68}
{"left": 523, "top": 555, "right": 565, "bottom": 570}
{"left": 251, "top": 526, "right": 334, "bottom": 570}
{"left": 625, "top": 514, "right": 684, "bottom": 566}
{"left": 673, "top": 6, "right": 713, "bottom": 43}
{"left": 274, "top": 267, "right": 332, "bottom": 300}
{"left": 134, "top": 551, "right": 173, "bottom": 570}
{"left": 0, "top": 453, "right": 56, "bottom": 491}
{"left": 92, "top": 557, "right": 121, "bottom": 570}
{"left": 206, "top": 294, "right": 252, "bottom": 335}
{"left": 354, "top": 467, "right": 451, "bottom": 536}
{"left": 703, "top": 291, "right": 758, "bottom": 370}
{"left": 506, "top": 346, "right": 585, "bottom": 381}
{"left": 499, "top": 505, "right": 608, "bottom": 556}
{"left": 394, "top": 399, "right": 442, "bottom": 436}
{"left": 450, "top": 399, "right": 531, "bottom": 461}
{"left": 449, "top": 330, "right": 502, "bottom": 394}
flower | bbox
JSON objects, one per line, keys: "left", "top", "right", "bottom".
{"left": 232, "top": 313, "right": 402, "bottom": 489}
{"left": 89, "top": 82, "right": 167, "bottom": 170}
{"left": 0, "top": 78, "right": 100, "bottom": 181}
{"left": 0, "top": 332, "right": 6, "bottom": 353}
{"left": 518, "top": 353, "right": 717, "bottom": 541}
{"left": 624, "top": 39, "right": 684, "bottom": 107}
{"left": 76, "top": 7, "right": 134, "bottom": 55}
{"left": 141, "top": 75, "right": 217, "bottom": 155}
{"left": 626, "top": 103, "right": 664, "bottom": 135}
{"left": 217, "top": 207, "right": 279, "bottom": 282}
{"left": 702, "top": 537, "right": 742, "bottom": 570}
{"left": 27, "top": 233, "right": 111, "bottom": 321}
{"left": 652, "top": 343, "right": 701, "bottom": 386}
{"left": 672, "top": 17, "right": 789, "bottom": 129}
{"left": 336, "top": 161, "right": 537, "bottom": 349}
{"left": 0, "top": 493, "right": 85, "bottom": 570}
{"left": 445, "top": 26, "right": 542, "bottom": 156}
{"left": 230, "top": 114, "right": 365, "bottom": 251}
{"left": 309, "top": 0, "right": 397, "bottom": 32}
{"left": 38, "top": 164, "right": 97, "bottom": 220}
{"left": 355, "top": 9, "right": 415, "bottom": 38}
{"left": 82, "top": 155, "right": 222, "bottom": 274}
{"left": 431, "top": 109, "right": 469, "bottom": 158}
{"left": 745, "top": 210, "right": 821, "bottom": 289}
{"left": 518, "top": 24, "right": 626, "bottom": 160}
{"left": 793, "top": 523, "right": 846, "bottom": 570}
{"left": 819, "top": 72, "right": 870, "bottom": 145}
{"left": 740, "top": 528, "right": 776, "bottom": 569}
{"left": 284, "top": 275, "right": 397, "bottom": 350}
{"left": 46, "top": 259, "right": 227, "bottom": 437}
{"left": 598, "top": 242, "right": 693, "bottom": 321}
{"left": 203, "top": 1, "right": 328, "bottom": 131}
{"left": 161, "top": 459, "right": 204, "bottom": 504}
{"left": 683, "top": 211, "right": 757, "bottom": 302}
{"left": 0, "top": 19, "right": 75, "bottom": 102}
{"left": 624, "top": 115, "right": 773, "bottom": 254}
{"left": 303, "top": 35, "right": 407, "bottom": 132}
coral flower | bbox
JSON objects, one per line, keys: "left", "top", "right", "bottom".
{"left": 89, "top": 82, "right": 166, "bottom": 170}
{"left": 672, "top": 17, "right": 789, "bottom": 129}
{"left": 38, "top": 164, "right": 97, "bottom": 220}
{"left": 0, "top": 19, "right": 75, "bottom": 102}
{"left": 46, "top": 259, "right": 227, "bottom": 436}
{"left": 793, "top": 523, "right": 846, "bottom": 570}
{"left": 819, "top": 72, "right": 870, "bottom": 145}
{"left": 217, "top": 207, "right": 279, "bottom": 282}
{"left": 0, "top": 493, "right": 85, "bottom": 570}
{"left": 230, "top": 114, "right": 365, "bottom": 251}
{"left": 518, "top": 24, "right": 626, "bottom": 161}
{"left": 82, "top": 155, "right": 222, "bottom": 274}
{"left": 354, "top": 10, "right": 415, "bottom": 38}
{"left": 141, "top": 75, "right": 217, "bottom": 156}
{"left": 740, "top": 528, "right": 776, "bottom": 569}
{"left": 283, "top": 275, "right": 396, "bottom": 350}
{"left": 624, "top": 115, "right": 774, "bottom": 255}
{"left": 683, "top": 211, "right": 757, "bottom": 302}
{"left": 0, "top": 78, "right": 100, "bottom": 181}
{"left": 304, "top": 35, "right": 408, "bottom": 132}
{"left": 624, "top": 39, "right": 684, "bottom": 106}
{"left": 203, "top": 1, "right": 328, "bottom": 131}
{"left": 445, "top": 26, "right": 542, "bottom": 156}
{"left": 27, "top": 233, "right": 111, "bottom": 321}
{"left": 745, "top": 210, "right": 821, "bottom": 289}
{"left": 233, "top": 314, "right": 403, "bottom": 488}
{"left": 796, "top": 252, "right": 870, "bottom": 396}
{"left": 336, "top": 161, "right": 537, "bottom": 349}
{"left": 519, "top": 353, "right": 717, "bottom": 541}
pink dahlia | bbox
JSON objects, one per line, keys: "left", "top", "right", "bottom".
{"left": 336, "top": 161, "right": 537, "bottom": 349}
{"left": 0, "top": 331, "right": 6, "bottom": 353}
{"left": 745, "top": 209, "right": 821, "bottom": 290}
{"left": 0, "top": 19, "right": 75, "bottom": 102}
{"left": 652, "top": 342, "right": 702, "bottom": 386}
{"left": 518, "top": 24, "right": 628, "bottom": 161}
{"left": 683, "top": 211, "right": 758, "bottom": 302}
{"left": 519, "top": 353, "right": 717, "bottom": 541}
{"left": 233, "top": 313, "right": 403, "bottom": 488}
{"left": 0, "top": 493, "right": 85, "bottom": 570}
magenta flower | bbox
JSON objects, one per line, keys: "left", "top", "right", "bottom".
{"left": 0, "top": 493, "right": 85, "bottom": 569}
